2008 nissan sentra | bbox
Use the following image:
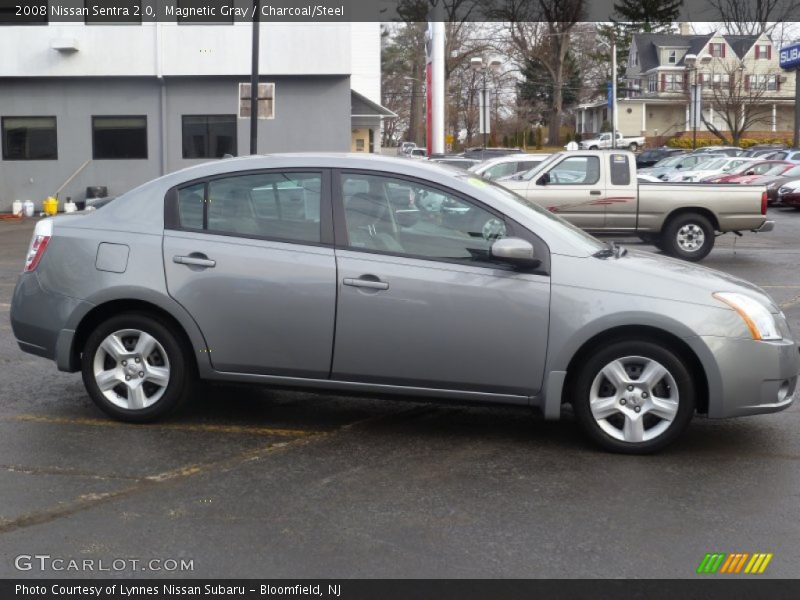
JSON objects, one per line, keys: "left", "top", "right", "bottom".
{"left": 10, "top": 154, "right": 800, "bottom": 453}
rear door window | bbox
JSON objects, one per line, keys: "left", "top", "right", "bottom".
{"left": 609, "top": 154, "right": 631, "bottom": 185}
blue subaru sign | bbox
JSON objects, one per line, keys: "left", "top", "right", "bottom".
{"left": 779, "top": 43, "right": 800, "bottom": 69}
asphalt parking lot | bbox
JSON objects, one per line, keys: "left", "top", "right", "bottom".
{"left": 1, "top": 210, "right": 799, "bottom": 579}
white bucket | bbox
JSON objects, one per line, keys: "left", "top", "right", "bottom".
{"left": 22, "top": 200, "right": 34, "bottom": 218}
{"left": 64, "top": 201, "right": 77, "bottom": 213}
{"left": 12, "top": 200, "right": 23, "bottom": 216}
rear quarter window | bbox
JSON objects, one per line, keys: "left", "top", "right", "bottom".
{"left": 609, "top": 154, "right": 631, "bottom": 185}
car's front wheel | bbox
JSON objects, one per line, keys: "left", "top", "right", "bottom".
{"left": 81, "top": 313, "right": 191, "bottom": 422}
{"left": 571, "top": 340, "right": 695, "bottom": 454}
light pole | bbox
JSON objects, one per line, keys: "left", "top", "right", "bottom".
{"left": 598, "top": 36, "right": 618, "bottom": 149}
{"left": 684, "top": 53, "right": 712, "bottom": 150}
{"left": 471, "top": 56, "right": 502, "bottom": 150}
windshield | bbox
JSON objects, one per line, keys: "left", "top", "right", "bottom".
{"left": 455, "top": 172, "right": 604, "bottom": 253}
{"left": 730, "top": 161, "right": 761, "bottom": 175}
{"left": 698, "top": 158, "right": 728, "bottom": 170}
{"left": 652, "top": 155, "right": 684, "bottom": 168}
{"left": 519, "top": 152, "right": 563, "bottom": 181}
{"left": 782, "top": 165, "right": 800, "bottom": 177}
{"left": 764, "top": 164, "right": 790, "bottom": 176}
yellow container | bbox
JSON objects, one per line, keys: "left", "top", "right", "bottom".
{"left": 43, "top": 196, "right": 58, "bottom": 216}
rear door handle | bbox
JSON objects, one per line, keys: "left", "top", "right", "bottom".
{"left": 173, "top": 255, "right": 216, "bottom": 268}
{"left": 589, "top": 190, "right": 602, "bottom": 196}
{"left": 343, "top": 277, "right": 389, "bottom": 291}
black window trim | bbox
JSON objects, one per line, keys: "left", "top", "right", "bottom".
{"left": 1, "top": 115, "right": 58, "bottom": 161}
{"left": 181, "top": 114, "right": 238, "bottom": 159}
{"left": 164, "top": 167, "right": 334, "bottom": 248}
{"left": 91, "top": 114, "right": 149, "bottom": 160}
{"left": 331, "top": 168, "right": 550, "bottom": 276}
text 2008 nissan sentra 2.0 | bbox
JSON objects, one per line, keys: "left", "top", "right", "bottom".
{"left": 10, "top": 154, "right": 799, "bottom": 454}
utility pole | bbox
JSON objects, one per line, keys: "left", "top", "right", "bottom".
{"left": 249, "top": 0, "right": 260, "bottom": 155}
{"left": 611, "top": 32, "right": 618, "bottom": 149}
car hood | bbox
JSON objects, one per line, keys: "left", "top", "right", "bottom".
{"left": 571, "top": 248, "right": 778, "bottom": 312}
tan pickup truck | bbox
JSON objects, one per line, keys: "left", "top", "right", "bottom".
{"left": 499, "top": 150, "right": 773, "bottom": 261}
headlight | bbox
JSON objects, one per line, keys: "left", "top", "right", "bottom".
{"left": 713, "top": 292, "right": 782, "bottom": 341}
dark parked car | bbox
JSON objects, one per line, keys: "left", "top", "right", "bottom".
{"left": 635, "top": 148, "right": 685, "bottom": 168}
{"left": 691, "top": 147, "right": 743, "bottom": 157}
{"left": 741, "top": 144, "right": 787, "bottom": 158}
{"left": 757, "top": 164, "right": 800, "bottom": 204}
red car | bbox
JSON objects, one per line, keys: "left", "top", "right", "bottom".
{"left": 707, "top": 160, "right": 794, "bottom": 184}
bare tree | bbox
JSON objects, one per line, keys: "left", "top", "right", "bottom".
{"left": 700, "top": 61, "right": 778, "bottom": 145}
{"left": 706, "top": 0, "right": 796, "bottom": 36}
{"left": 489, "top": 0, "right": 585, "bottom": 146}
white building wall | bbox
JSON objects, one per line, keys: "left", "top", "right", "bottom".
{"left": 0, "top": 22, "right": 354, "bottom": 77}
{"left": 349, "top": 22, "right": 381, "bottom": 103}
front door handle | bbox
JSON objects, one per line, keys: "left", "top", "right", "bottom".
{"left": 343, "top": 277, "right": 389, "bottom": 291}
{"left": 589, "top": 190, "right": 602, "bottom": 196}
{"left": 173, "top": 255, "right": 216, "bottom": 268}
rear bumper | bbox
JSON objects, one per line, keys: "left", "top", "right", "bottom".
{"left": 687, "top": 335, "right": 799, "bottom": 418}
{"left": 753, "top": 220, "right": 775, "bottom": 233}
{"left": 10, "top": 272, "right": 91, "bottom": 369}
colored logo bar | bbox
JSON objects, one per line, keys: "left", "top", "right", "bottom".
{"left": 697, "top": 553, "right": 773, "bottom": 574}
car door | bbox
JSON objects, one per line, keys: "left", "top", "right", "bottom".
{"left": 525, "top": 154, "right": 607, "bottom": 229}
{"left": 330, "top": 171, "right": 550, "bottom": 397}
{"left": 601, "top": 153, "right": 638, "bottom": 230}
{"left": 163, "top": 169, "right": 336, "bottom": 377}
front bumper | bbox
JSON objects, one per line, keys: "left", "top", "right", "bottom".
{"left": 688, "top": 335, "right": 799, "bottom": 418}
{"left": 779, "top": 192, "right": 800, "bottom": 207}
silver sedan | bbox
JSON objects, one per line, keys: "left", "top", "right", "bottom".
{"left": 10, "top": 154, "right": 799, "bottom": 453}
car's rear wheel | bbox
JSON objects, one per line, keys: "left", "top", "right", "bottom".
{"left": 659, "top": 212, "right": 715, "bottom": 261}
{"left": 571, "top": 340, "right": 695, "bottom": 454}
{"left": 81, "top": 313, "right": 191, "bottom": 422}
{"left": 628, "top": 142, "right": 639, "bottom": 152}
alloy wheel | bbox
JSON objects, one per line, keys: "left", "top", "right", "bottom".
{"left": 92, "top": 329, "right": 171, "bottom": 410}
{"left": 676, "top": 223, "right": 705, "bottom": 252}
{"left": 588, "top": 355, "right": 680, "bottom": 443}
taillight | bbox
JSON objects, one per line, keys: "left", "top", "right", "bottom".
{"left": 23, "top": 219, "right": 53, "bottom": 272}
{"left": 761, "top": 191, "right": 768, "bottom": 215}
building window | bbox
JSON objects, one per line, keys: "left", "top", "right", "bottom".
{"left": 2, "top": 117, "right": 57, "bottom": 160}
{"left": 667, "top": 50, "right": 677, "bottom": 64}
{"left": 631, "top": 52, "right": 638, "bottom": 67}
{"left": 182, "top": 115, "right": 237, "bottom": 159}
{"left": 711, "top": 73, "right": 730, "bottom": 89}
{"left": 755, "top": 44, "right": 770, "bottom": 60}
{"left": 648, "top": 76, "right": 657, "bottom": 92}
{"left": 664, "top": 73, "right": 684, "bottom": 92}
{"left": 84, "top": 0, "right": 143, "bottom": 24}
{"left": 710, "top": 43, "right": 725, "bottom": 58}
{"left": 92, "top": 116, "right": 148, "bottom": 159}
{"left": 751, "top": 74, "right": 778, "bottom": 91}
{"left": 238, "top": 83, "right": 275, "bottom": 119}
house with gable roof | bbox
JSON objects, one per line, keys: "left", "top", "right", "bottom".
{"left": 575, "top": 26, "right": 795, "bottom": 144}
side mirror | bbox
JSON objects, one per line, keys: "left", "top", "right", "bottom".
{"left": 536, "top": 172, "right": 551, "bottom": 186}
{"left": 490, "top": 237, "right": 540, "bottom": 269}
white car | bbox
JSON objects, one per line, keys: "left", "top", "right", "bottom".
{"left": 667, "top": 157, "right": 757, "bottom": 182}
{"left": 469, "top": 154, "right": 551, "bottom": 181}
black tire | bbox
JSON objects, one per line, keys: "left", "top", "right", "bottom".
{"left": 589, "top": 145, "right": 598, "bottom": 150}
{"left": 659, "top": 212, "right": 715, "bottom": 261}
{"left": 628, "top": 142, "right": 639, "bottom": 152}
{"left": 571, "top": 340, "right": 696, "bottom": 454}
{"left": 81, "top": 312, "right": 192, "bottom": 423}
